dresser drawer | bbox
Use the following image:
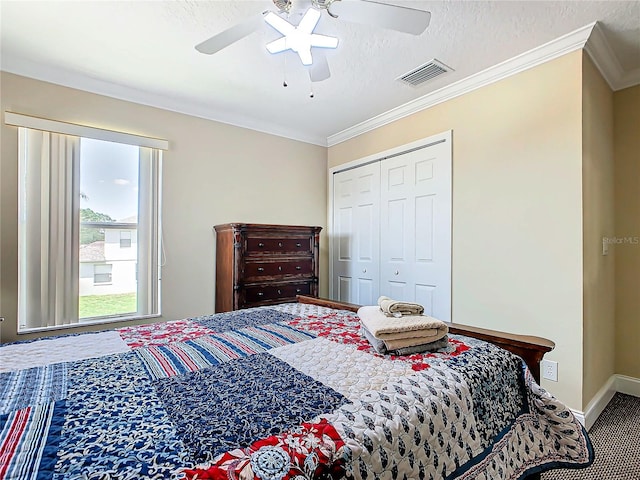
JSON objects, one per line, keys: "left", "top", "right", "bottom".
{"left": 245, "top": 258, "right": 313, "bottom": 279}
{"left": 246, "top": 236, "right": 312, "bottom": 254}
{"left": 243, "top": 282, "right": 312, "bottom": 304}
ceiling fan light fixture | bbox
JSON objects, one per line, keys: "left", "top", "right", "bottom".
{"left": 196, "top": 0, "right": 431, "bottom": 83}
{"left": 264, "top": 8, "right": 338, "bottom": 66}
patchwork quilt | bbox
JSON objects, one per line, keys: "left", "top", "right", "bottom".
{"left": 0, "top": 304, "right": 593, "bottom": 480}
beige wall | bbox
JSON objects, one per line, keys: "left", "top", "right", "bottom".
{"left": 581, "top": 54, "right": 616, "bottom": 405}
{"left": 613, "top": 84, "right": 640, "bottom": 379}
{"left": 0, "top": 72, "right": 328, "bottom": 344}
{"left": 329, "top": 52, "right": 585, "bottom": 409}
{"left": 2, "top": 53, "right": 635, "bottom": 411}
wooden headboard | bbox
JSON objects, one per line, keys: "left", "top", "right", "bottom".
{"left": 296, "top": 295, "right": 554, "bottom": 384}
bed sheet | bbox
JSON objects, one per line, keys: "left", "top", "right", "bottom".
{"left": 0, "top": 304, "right": 593, "bottom": 480}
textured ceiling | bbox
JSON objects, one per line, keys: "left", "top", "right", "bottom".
{"left": 1, "top": 1, "right": 639, "bottom": 145}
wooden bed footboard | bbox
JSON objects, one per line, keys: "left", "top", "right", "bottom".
{"left": 296, "top": 295, "right": 554, "bottom": 384}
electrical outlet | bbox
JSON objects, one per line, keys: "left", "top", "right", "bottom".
{"left": 542, "top": 360, "right": 558, "bottom": 382}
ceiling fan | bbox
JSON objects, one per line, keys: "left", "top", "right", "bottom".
{"left": 195, "top": 0, "right": 431, "bottom": 83}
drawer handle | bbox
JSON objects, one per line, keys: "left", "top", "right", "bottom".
{"left": 277, "top": 289, "right": 282, "bottom": 295}
{"left": 257, "top": 267, "right": 264, "bottom": 272}
{"left": 296, "top": 266, "right": 301, "bottom": 270}
{"left": 257, "top": 292, "right": 264, "bottom": 296}
{"left": 394, "top": 270, "right": 399, "bottom": 275}
{"left": 296, "top": 289, "right": 302, "bottom": 293}
{"left": 278, "top": 266, "right": 282, "bottom": 271}
{"left": 258, "top": 242, "right": 264, "bottom": 248}
{"left": 278, "top": 242, "right": 283, "bottom": 247}
{"left": 296, "top": 242, "right": 301, "bottom": 247}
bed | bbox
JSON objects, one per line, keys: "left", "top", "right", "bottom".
{"left": 0, "top": 296, "right": 593, "bottom": 480}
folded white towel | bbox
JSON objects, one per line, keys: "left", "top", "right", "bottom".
{"left": 358, "top": 305, "right": 448, "bottom": 342}
{"left": 377, "top": 296, "right": 424, "bottom": 316}
{"left": 361, "top": 325, "right": 449, "bottom": 355}
{"left": 383, "top": 334, "right": 448, "bottom": 351}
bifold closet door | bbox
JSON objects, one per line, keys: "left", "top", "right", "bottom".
{"left": 332, "top": 162, "right": 380, "bottom": 305}
{"left": 380, "top": 140, "right": 451, "bottom": 320}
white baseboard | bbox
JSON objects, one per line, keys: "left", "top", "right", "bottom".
{"left": 583, "top": 376, "right": 617, "bottom": 430}
{"left": 615, "top": 374, "right": 640, "bottom": 397}
{"left": 570, "top": 374, "right": 640, "bottom": 431}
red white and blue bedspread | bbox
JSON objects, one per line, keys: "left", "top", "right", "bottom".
{"left": 0, "top": 304, "right": 593, "bottom": 480}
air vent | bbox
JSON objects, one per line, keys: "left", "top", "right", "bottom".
{"left": 397, "top": 59, "right": 452, "bottom": 87}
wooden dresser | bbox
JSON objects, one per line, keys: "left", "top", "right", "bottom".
{"left": 214, "top": 223, "right": 322, "bottom": 312}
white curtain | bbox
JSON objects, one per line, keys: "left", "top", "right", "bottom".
{"left": 19, "top": 128, "right": 80, "bottom": 329}
{"left": 136, "top": 147, "right": 162, "bottom": 316}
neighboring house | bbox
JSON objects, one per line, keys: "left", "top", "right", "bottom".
{"left": 79, "top": 220, "right": 138, "bottom": 296}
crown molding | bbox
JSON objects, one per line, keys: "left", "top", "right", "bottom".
{"left": 327, "top": 23, "right": 596, "bottom": 147}
{"left": 584, "top": 21, "right": 623, "bottom": 89}
{"left": 584, "top": 22, "right": 640, "bottom": 91}
{"left": 0, "top": 55, "right": 328, "bottom": 147}
{"left": 617, "top": 68, "right": 640, "bottom": 90}
{"left": 5, "top": 20, "right": 636, "bottom": 150}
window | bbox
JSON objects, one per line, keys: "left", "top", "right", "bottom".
{"left": 94, "top": 264, "right": 113, "bottom": 284}
{"left": 12, "top": 112, "right": 166, "bottom": 332}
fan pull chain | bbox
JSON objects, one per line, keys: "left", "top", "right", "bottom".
{"left": 282, "top": 55, "right": 288, "bottom": 87}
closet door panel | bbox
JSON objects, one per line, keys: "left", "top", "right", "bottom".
{"left": 388, "top": 281, "right": 409, "bottom": 302}
{"left": 415, "top": 194, "right": 434, "bottom": 262}
{"left": 380, "top": 142, "right": 451, "bottom": 320}
{"left": 335, "top": 205, "right": 353, "bottom": 301}
{"left": 415, "top": 284, "right": 435, "bottom": 316}
{"left": 387, "top": 164, "right": 407, "bottom": 191}
{"left": 386, "top": 199, "right": 406, "bottom": 260}
{"left": 381, "top": 155, "right": 415, "bottom": 299}
{"left": 414, "top": 193, "right": 438, "bottom": 295}
{"left": 357, "top": 204, "right": 375, "bottom": 261}
{"left": 337, "top": 276, "right": 352, "bottom": 303}
{"left": 413, "top": 140, "right": 451, "bottom": 320}
{"left": 337, "top": 207, "right": 353, "bottom": 260}
{"left": 357, "top": 278, "right": 375, "bottom": 306}
{"left": 332, "top": 163, "right": 380, "bottom": 304}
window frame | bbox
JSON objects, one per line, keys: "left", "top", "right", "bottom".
{"left": 9, "top": 112, "right": 167, "bottom": 333}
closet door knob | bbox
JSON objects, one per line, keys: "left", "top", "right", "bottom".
{"left": 394, "top": 270, "right": 399, "bottom": 275}
{"left": 362, "top": 268, "right": 367, "bottom": 273}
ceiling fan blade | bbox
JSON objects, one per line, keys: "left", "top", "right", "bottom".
{"left": 328, "top": 0, "right": 431, "bottom": 35}
{"left": 309, "top": 54, "right": 331, "bottom": 82}
{"left": 195, "top": 11, "right": 268, "bottom": 55}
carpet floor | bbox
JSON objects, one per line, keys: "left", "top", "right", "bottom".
{"left": 541, "top": 393, "right": 640, "bottom": 480}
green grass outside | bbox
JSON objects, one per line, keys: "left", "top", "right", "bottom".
{"left": 79, "top": 292, "right": 137, "bottom": 319}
